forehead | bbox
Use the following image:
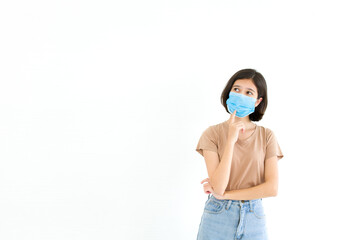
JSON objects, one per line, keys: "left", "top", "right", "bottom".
{"left": 232, "top": 79, "right": 256, "bottom": 89}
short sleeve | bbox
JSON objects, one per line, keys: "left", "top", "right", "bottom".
{"left": 265, "top": 129, "right": 284, "bottom": 161}
{"left": 195, "top": 126, "right": 218, "bottom": 157}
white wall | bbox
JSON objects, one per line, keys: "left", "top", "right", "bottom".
{"left": 1, "top": 0, "right": 359, "bottom": 239}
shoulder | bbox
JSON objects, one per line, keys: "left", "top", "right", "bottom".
{"left": 256, "top": 125, "right": 275, "bottom": 140}
{"left": 202, "top": 121, "right": 226, "bottom": 137}
{"left": 212, "top": 120, "right": 229, "bottom": 135}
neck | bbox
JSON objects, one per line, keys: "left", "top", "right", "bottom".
{"left": 234, "top": 116, "right": 251, "bottom": 124}
{"left": 227, "top": 116, "right": 255, "bottom": 128}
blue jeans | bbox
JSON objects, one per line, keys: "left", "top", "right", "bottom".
{"left": 196, "top": 194, "right": 269, "bottom": 240}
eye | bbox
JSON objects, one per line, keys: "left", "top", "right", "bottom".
{"left": 234, "top": 87, "right": 239, "bottom": 91}
{"left": 247, "top": 91, "right": 253, "bottom": 95}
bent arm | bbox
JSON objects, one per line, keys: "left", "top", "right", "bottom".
{"left": 222, "top": 155, "right": 279, "bottom": 200}
{"left": 206, "top": 140, "right": 235, "bottom": 196}
{"left": 222, "top": 182, "right": 276, "bottom": 200}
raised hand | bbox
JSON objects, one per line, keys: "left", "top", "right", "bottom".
{"left": 227, "top": 110, "right": 247, "bottom": 144}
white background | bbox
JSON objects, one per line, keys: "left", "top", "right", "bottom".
{"left": 1, "top": 0, "right": 360, "bottom": 239}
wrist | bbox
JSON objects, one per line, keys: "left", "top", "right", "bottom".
{"left": 226, "top": 139, "right": 235, "bottom": 146}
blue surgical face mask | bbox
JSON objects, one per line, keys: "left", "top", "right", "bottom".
{"left": 226, "top": 92, "right": 256, "bottom": 118}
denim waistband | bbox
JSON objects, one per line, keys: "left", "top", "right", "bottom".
{"left": 208, "top": 193, "right": 262, "bottom": 206}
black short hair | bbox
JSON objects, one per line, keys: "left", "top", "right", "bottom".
{"left": 220, "top": 68, "right": 268, "bottom": 121}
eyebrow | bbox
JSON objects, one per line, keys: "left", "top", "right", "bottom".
{"left": 233, "top": 85, "right": 255, "bottom": 92}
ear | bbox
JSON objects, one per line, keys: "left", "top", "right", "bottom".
{"left": 255, "top": 97, "right": 263, "bottom": 107}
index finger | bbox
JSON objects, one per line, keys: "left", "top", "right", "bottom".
{"left": 230, "top": 109, "right": 236, "bottom": 121}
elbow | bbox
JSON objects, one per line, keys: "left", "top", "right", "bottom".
{"left": 271, "top": 188, "right": 278, "bottom": 197}
{"left": 268, "top": 182, "right": 278, "bottom": 197}
{"left": 212, "top": 186, "right": 226, "bottom": 196}
{"left": 209, "top": 178, "right": 226, "bottom": 196}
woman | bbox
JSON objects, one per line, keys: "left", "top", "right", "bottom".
{"left": 195, "top": 68, "right": 284, "bottom": 240}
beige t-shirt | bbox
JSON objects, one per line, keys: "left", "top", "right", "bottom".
{"left": 196, "top": 120, "right": 284, "bottom": 191}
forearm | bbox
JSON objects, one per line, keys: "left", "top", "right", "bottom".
{"left": 223, "top": 181, "right": 276, "bottom": 200}
{"left": 210, "top": 140, "right": 234, "bottom": 196}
